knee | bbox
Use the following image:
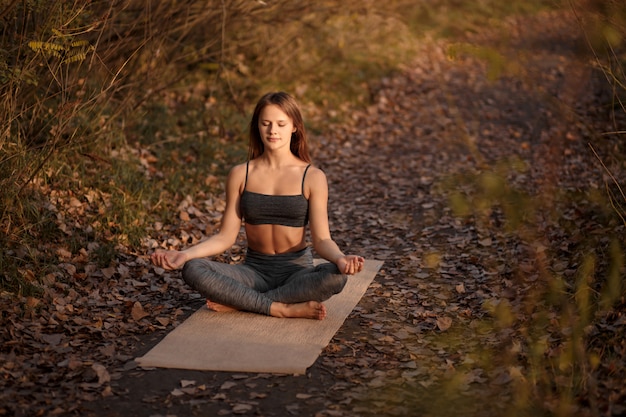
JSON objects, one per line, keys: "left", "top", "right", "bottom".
{"left": 317, "top": 263, "right": 347, "bottom": 293}
{"left": 330, "top": 273, "right": 347, "bottom": 293}
{"left": 181, "top": 258, "right": 207, "bottom": 286}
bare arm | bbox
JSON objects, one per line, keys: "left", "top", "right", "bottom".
{"left": 151, "top": 164, "right": 246, "bottom": 270}
{"left": 307, "top": 168, "right": 364, "bottom": 275}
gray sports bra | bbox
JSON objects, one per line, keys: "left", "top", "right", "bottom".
{"left": 240, "top": 162, "right": 311, "bottom": 227}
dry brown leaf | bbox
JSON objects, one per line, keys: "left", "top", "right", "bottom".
{"left": 478, "top": 238, "right": 492, "bottom": 247}
{"left": 130, "top": 301, "right": 149, "bottom": 321}
{"left": 91, "top": 363, "right": 110, "bottom": 385}
{"left": 156, "top": 317, "right": 170, "bottom": 326}
{"left": 101, "top": 266, "right": 116, "bottom": 279}
{"left": 170, "top": 388, "right": 185, "bottom": 397}
{"left": 69, "top": 197, "right": 82, "bottom": 208}
{"left": 436, "top": 316, "right": 453, "bottom": 331}
{"left": 56, "top": 248, "right": 72, "bottom": 260}
{"left": 40, "top": 333, "right": 63, "bottom": 346}
{"left": 25, "top": 297, "right": 40, "bottom": 308}
{"left": 181, "top": 379, "right": 196, "bottom": 388}
{"left": 99, "top": 344, "right": 115, "bottom": 357}
{"left": 232, "top": 404, "right": 253, "bottom": 414}
{"left": 220, "top": 381, "right": 237, "bottom": 390}
{"left": 117, "top": 264, "right": 130, "bottom": 279}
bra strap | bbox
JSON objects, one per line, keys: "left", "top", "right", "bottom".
{"left": 244, "top": 161, "right": 250, "bottom": 190}
{"left": 301, "top": 164, "right": 311, "bottom": 195}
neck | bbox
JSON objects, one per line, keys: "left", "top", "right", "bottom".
{"left": 258, "top": 150, "right": 298, "bottom": 168}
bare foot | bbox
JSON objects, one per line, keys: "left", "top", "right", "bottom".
{"left": 270, "top": 301, "right": 327, "bottom": 320}
{"left": 206, "top": 299, "right": 238, "bottom": 313}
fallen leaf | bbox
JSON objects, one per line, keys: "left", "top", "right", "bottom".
{"left": 69, "top": 197, "right": 82, "bottom": 208}
{"left": 171, "top": 388, "right": 185, "bottom": 397}
{"left": 131, "top": 301, "right": 150, "bottom": 321}
{"left": 99, "top": 344, "right": 115, "bottom": 357}
{"left": 233, "top": 404, "right": 253, "bottom": 414}
{"left": 220, "top": 381, "right": 237, "bottom": 390}
{"left": 101, "top": 266, "right": 116, "bottom": 279}
{"left": 436, "top": 317, "right": 453, "bottom": 331}
{"left": 478, "top": 238, "right": 492, "bottom": 247}
{"left": 25, "top": 297, "right": 41, "bottom": 308}
{"left": 40, "top": 333, "right": 63, "bottom": 346}
{"left": 181, "top": 379, "right": 196, "bottom": 388}
{"left": 92, "top": 363, "right": 110, "bottom": 385}
{"left": 156, "top": 317, "right": 170, "bottom": 326}
{"left": 56, "top": 248, "right": 72, "bottom": 260}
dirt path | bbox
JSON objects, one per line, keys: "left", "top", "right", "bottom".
{"left": 4, "top": 8, "right": 623, "bottom": 417}
{"left": 304, "top": 10, "right": 623, "bottom": 416}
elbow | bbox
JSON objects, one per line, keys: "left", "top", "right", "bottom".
{"left": 219, "top": 229, "right": 240, "bottom": 251}
{"left": 312, "top": 237, "right": 332, "bottom": 252}
{"left": 218, "top": 236, "right": 238, "bottom": 253}
{"left": 311, "top": 237, "right": 323, "bottom": 250}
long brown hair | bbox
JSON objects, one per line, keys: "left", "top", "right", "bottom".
{"left": 247, "top": 92, "right": 311, "bottom": 162}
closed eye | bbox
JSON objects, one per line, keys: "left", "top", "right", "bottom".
{"left": 261, "top": 121, "right": 288, "bottom": 126}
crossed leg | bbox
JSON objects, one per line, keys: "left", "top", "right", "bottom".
{"left": 184, "top": 258, "right": 344, "bottom": 321}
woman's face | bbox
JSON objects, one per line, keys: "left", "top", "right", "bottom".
{"left": 257, "top": 104, "right": 296, "bottom": 153}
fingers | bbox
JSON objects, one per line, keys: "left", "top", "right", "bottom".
{"left": 150, "top": 252, "right": 161, "bottom": 267}
{"left": 342, "top": 256, "right": 365, "bottom": 275}
{"left": 150, "top": 250, "right": 178, "bottom": 270}
{"left": 162, "top": 256, "right": 174, "bottom": 270}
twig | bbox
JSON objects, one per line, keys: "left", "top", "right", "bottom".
{"left": 599, "top": 131, "right": 626, "bottom": 136}
{"left": 589, "top": 143, "right": 626, "bottom": 201}
{"left": 589, "top": 143, "right": 626, "bottom": 225}
{"left": 0, "top": 0, "right": 19, "bottom": 21}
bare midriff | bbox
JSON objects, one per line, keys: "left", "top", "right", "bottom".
{"left": 245, "top": 223, "right": 307, "bottom": 254}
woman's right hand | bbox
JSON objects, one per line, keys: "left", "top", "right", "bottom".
{"left": 151, "top": 249, "right": 188, "bottom": 270}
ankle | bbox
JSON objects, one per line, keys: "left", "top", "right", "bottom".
{"left": 269, "top": 302, "right": 287, "bottom": 318}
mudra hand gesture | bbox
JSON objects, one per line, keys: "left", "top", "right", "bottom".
{"left": 151, "top": 249, "right": 187, "bottom": 270}
{"left": 337, "top": 255, "right": 365, "bottom": 275}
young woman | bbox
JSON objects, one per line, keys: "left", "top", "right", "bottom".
{"left": 151, "top": 92, "right": 364, "bottom": 320}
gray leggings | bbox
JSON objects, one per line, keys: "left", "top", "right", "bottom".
{"left": 182, "top": 247, "right": 347, "bottom": 315}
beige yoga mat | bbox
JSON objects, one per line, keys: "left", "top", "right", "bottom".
{"left": 135, "top": 259, "right": 382, "bottom": 374}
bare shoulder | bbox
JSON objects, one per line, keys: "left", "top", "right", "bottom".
{"left": 226, "top": 162, "right": 247, "bottom": 191}
{"left": 306, "top": 165, "right": 328, "bottom": 183}
{"left": 305, "top": 166, "right": 329, "bottom": 197}
{"left": 230, "top": 162, "right": 247, "bottom": 176}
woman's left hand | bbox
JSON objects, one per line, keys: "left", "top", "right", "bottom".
{"left": 337, "top": 255, "right": 365, "bottom": 275}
